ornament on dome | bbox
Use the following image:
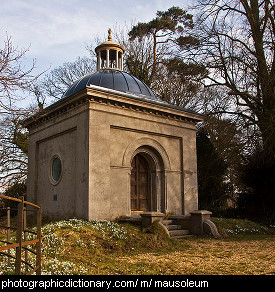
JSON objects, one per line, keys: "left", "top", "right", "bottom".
{"left": 95, "top": 28, "right": 125, "bottom": 70}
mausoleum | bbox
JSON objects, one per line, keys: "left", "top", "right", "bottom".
{"left": 24, "top": 30, "right": 204, "bottom": 224}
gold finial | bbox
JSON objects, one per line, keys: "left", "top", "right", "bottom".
{"left": 108, "top": 28, "right": 112, "bottom": 41}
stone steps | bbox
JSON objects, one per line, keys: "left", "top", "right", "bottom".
{"left": 166, "top": 224, "right": 182, "bottom": 230}
{"left": 162, "top": 219, "right": 191, "bottom": 239}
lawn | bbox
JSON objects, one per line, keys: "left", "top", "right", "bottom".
{"left": 115, "top": 236, "right": 274, "bottom": 275}
{"left": 0, "top": 217, "right": 274, "bottom": 275}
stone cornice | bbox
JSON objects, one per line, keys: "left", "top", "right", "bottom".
{"left": 23, "top": 86, "right": 203, "bottom": 130}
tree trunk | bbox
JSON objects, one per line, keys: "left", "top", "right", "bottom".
{"left": 149, "top": 32, "right": 157, "bottom": 86}
{"left": 257, "top": 111, "right": 275, "bottom": 160}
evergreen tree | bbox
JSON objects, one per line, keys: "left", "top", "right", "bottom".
{"left": 196, "top": 128, "right": 232, "bottom": 212}
{"left": 128, "top": 6, "right": 194, "bottom": 86}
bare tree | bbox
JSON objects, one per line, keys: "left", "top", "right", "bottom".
{"left": 0, "top": 34, "right": 37, "bottom": 113}
{"left": 0, "top": 34, "right": 39, "bottom": 188}
{"left": 32, "top": 56, "right": 96, "bottom": 101}
{"left": 184, "top": 0, "right": 275, "bottom": 158}
{"left": 0, "top": 113, "right": 29, "bottom": 186}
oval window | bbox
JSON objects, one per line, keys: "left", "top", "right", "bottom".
{"left": 51, "top": 156, "right": 62, "bottom": 183}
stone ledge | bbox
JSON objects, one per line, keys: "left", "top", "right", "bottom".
{"left": 139, "top": 212, "right": 165, "bottom": 227}
{"left": 190, "top": 210, "right": 212, "bottom": 216}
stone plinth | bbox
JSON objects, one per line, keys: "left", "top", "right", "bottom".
{"left": 140, "top": 212, "right": 165, "bottom": 227}
{"left": 190, "top": 210, "right": 212, "bottom": 235}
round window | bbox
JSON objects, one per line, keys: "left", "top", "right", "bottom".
{"left": 51, "top": 156, "right": 62, "bottom": 183}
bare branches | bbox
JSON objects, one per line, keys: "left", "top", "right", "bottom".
{"left": 0, "top": 34, "right": 38, "bottom": 113}
{"left": 32, "top": 56, "right": 96, "bottom": 101}
{"left": 0, "top": 34, "right": 41, "bottom": 188}
{"left": 189, "top": 0, "right": 275, "bottom": 156}
{"left": 0, "top": 113, "right": 29, "bottom": 187}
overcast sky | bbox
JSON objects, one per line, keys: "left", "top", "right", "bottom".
{"left": 1, "top": 0, "right": 190, "bottom": 77}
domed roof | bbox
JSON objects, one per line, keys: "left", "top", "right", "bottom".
{"left": 95, "top": 28, "right": 125, "bottom": 54}
{"left": 62, "top": 69, "right": 157, "bottom": 100}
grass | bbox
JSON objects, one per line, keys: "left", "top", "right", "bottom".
{"left": 211, "top": 217, "right": 270, "bottom": 236}
{"left": 0, "top": 216, "right": 274, "bottom": 275}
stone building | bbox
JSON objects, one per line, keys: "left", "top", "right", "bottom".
{"left": 24, "top": 30, "right": 203, "bottom": 222}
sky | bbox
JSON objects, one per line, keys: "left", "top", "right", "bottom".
{"left": 1, "top": 0, "right": 189, "bottom": 79}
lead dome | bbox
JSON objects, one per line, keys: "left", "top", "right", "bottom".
{"left": 62, "top": 29, "right": 157, "bottom": 100}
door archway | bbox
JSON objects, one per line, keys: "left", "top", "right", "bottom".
{"left": 129, "top": 145, "right": 166, "bottom": 213}
{"left": 131, "top": 153, "right": 151, "bottom": 211}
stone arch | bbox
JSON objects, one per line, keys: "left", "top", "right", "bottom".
{"left": 122, "top": 136, "right": 171, "bottom": 170}
{"left": 123, "top": 136, "right": 169, "bottom": 213}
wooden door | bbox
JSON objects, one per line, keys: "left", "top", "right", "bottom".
{"left": 131, "top": 154, "right": 151, "bottom": 211}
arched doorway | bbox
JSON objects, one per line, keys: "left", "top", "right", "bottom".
{"left": 124, "top": 139, "right": 170, "bottom": 214}
{"left": 130, "top": 153, "right": 151, "bottom": 211}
